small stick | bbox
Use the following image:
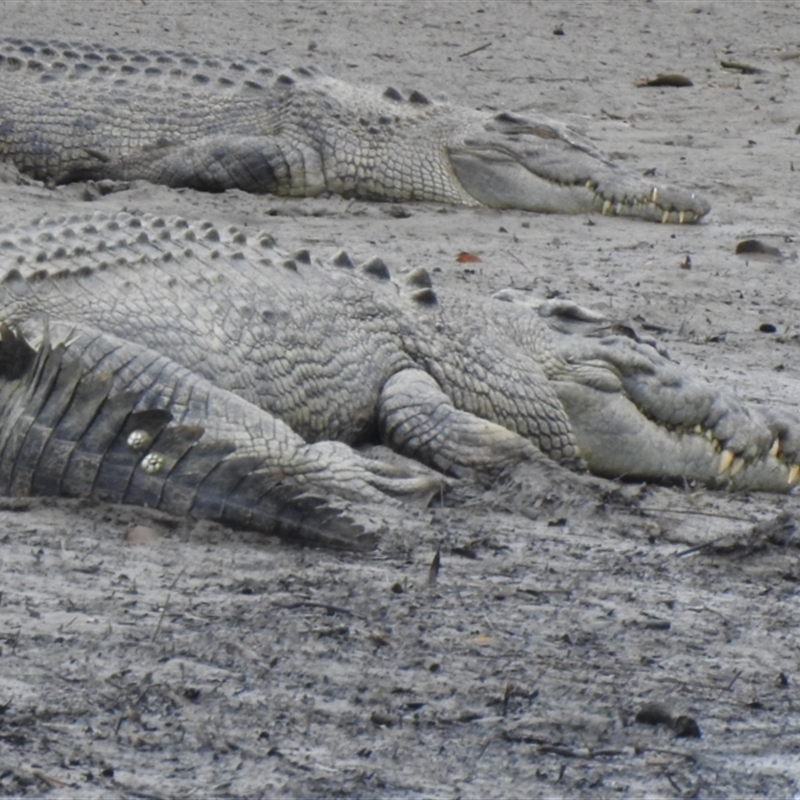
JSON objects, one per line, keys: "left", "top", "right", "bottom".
{"left": 459, "top": 42, "right": 492, "bottom": 58}
{"left": 151, "top": 568, "right": 185, "bottom": 643}
{"left": 428, "top": 548, "right": 441, "bottom": 584}
{"left": 720, "top": 60, "right": 763, "bottom": 74}
{"left": 727, "top": 670, "right": 743, "bottom": 691}
{"left": 272, "top": 600, "right": 361, "bottom": 618}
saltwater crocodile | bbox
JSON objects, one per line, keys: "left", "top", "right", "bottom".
{"left": 0, "top": 38, "right": 710, "bottom": 223}
{"left": 0, "top": 212, "right": 796, "bottom": 545}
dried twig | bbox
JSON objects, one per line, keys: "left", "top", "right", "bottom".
{"left": 272, "top": 600, "right": 361, "bottom": 618}
{"left": 458, "top": 42, "right": 492, "bottom": 58}
{"left": 151, "top": 568, "right": 185, "bottom": 642}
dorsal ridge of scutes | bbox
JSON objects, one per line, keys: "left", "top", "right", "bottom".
{"left": 360, "top": 257, "right": 391, "bottom": 282}
{"left": 410, "top": 288, "right": 438, "bottom": 307}
{"left": 0, "top": 212, "right": 447, "bottom": 300}
{"left": 382, "top": 86, "right": 404, "bottom": 103}
{"left": 331, "top": 250, "right": 355, "bottom": 270}
{"left": 405, "top": 267, "right": 433, "bottom": 289}
{"left": 0, "top": 38, "right": 330, "bottom": 94}
{"left": 292, "top": 248, "right": 312, "bottom": 265}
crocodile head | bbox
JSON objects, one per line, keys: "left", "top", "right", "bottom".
{"left": 447, "top": 111, "right": 711, "bottom": 223}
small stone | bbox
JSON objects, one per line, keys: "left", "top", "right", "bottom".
{"left": 125, "top": 525, "right": 160, "bottom": 545}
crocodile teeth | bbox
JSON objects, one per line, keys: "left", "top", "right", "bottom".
{"left": 661, "top": 210, "right": 671, "bottom": 224}
{"left": 602, "top": 199, "right": 613, "bottom": 216}
{"left": 718, "top": 449, "right": 735, "bottom": 474}
{"left": 650, "top": 187, "right": 659, "bottom": 204}
{"left": 789, "top": 464, "right": 800, "bottom": 485}
{"left": 679, "top": 210, "right": 686, "bottom": 224}
{"left": 770, "top": 439, "right": 781, "bottom": 458}
{"left": 730, "top": 457, "right": 746, "bottom": 478}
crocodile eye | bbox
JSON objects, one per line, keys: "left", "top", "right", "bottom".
{"left": 140, "top": 453, "right": 165, "bottom": 474}
{"left": 127, "top": 429, "right": 153, "bottom": 450}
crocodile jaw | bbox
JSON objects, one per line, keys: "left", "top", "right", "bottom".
{"left": 555, "top": 382, "right": 798, "bottom": 492}
{"left": 448, "top": 124, "right": 711, "bottom": 223}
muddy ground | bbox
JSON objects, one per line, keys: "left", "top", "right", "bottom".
{"left": 1, "top": 1, "right": 799, "bottom": 797}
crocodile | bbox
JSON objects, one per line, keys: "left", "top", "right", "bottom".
{"left": 0, "top": 38, "right": 710, "bottom": 223}
{"left": 0, "top": 212, "right": 796, "bottom": 546}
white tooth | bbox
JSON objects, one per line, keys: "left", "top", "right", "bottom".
{"left": 718, "top": 449, "right": 735, "bottom": 474}
{"left": 679, "top": 210, "right": 686, "bottom": 224}
{"left": 662, "top": 210, "right": 671, "bottom": 224}
{"left": 770, "top": 439, "right": 781, "bottom": 458}
{"left": 586, "top": 180, "right": 595, "bottom": 191}
{"left": 615, "top": 202, "right": 623, "bottom": 215}
{"left": 602, "top": 199, "right": 613, "bottom": 216}
{"left": 651, "top": 187, "right": 659, "bottom": 204}
{"left": 693, "top": 425, "right": 703, "bottom": 436}
{"left": 730, "top": 457, "right": 746, "bottom": 477}
{"left": 789, "top": 464, "right": 800, "bottom": 485}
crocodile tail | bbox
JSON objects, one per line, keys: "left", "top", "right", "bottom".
{"left": 0, "top": 325, "right": 376, "bottom": 549}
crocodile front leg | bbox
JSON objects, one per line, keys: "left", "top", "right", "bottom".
{"left": 141, "top": 136, "right": 297, "bottom": 194}
{"left": 377, "top": 368, "right": 578, "bottom": 481}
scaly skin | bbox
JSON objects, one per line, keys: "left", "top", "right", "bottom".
{"left": 0, "top": 211, "right": 796, "bottom": 545}
{"left": 0, "top": 39, "right": 709, "bottom": 223}
{"left": 0, "top": 326, "right": 388, "bottom": 549}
